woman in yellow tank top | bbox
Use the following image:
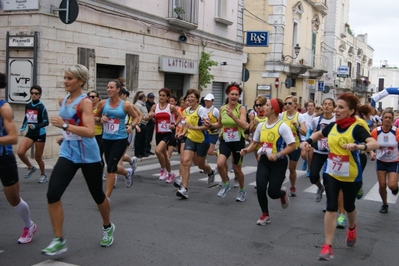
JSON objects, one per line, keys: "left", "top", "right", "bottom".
{"left": 206, "top": 83, "right": 249, "bottom": 202}
{"left": 302, "top": 93, "right": 378, "bottom": 261}
{"left": 241, "top": 98, "right": 295, "bottom": 225}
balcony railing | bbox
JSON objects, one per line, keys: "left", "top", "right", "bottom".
{"left": 298, "top": 47, "right": 328, "bottom": 71}
{"left": 167, "top": 0, "right": 199, "bottom": 30}
{"left": 313, "top": 0, "right": 328, "bottom": 13}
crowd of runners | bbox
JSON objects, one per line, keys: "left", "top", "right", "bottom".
{"left": 1, "top": 64, "right": 398, "bottom": 260}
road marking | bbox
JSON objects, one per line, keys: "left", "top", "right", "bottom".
{"left": 303, "top": 181, "right": 399, "bottom": 204}
{"left": 364, "top": 182, "right": 399, "bottom": 204}
{"left": 199, "top": 166, "right": 258, "bottom": 183}
{"left": 32, "top": 260, "right": 79, "bottom": 266}
{"left": 137, "top": 161, "right": 180, "bottom": 173}
{"left": 248, "top": 170, "right": 307, "bottom": 186}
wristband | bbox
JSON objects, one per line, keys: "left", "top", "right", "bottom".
{"left": 363, "top": 144, "right": 368, "bottom": 151}
{"left": 276, "top": 153, "right": 281, "bottom": 159}
{"left": 306, "top": 138, "right": 313, "bottom": 145}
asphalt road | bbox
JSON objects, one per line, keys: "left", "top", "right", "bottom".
{"left": 1, "top": 152, "right": 398, "bottom": 266}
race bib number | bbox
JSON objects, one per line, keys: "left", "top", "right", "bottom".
{"left": 257, "top": 142, "right": 273, "bottom": 155}
{"left": 157, "top": 120, "right": 170, "bottom": 132}
{"left": 317, "top": 138, "right": 329, "bottom": 150}
{"left": 26, "top": 110, "right": 38, "bottom": 123}
{"left": 104, "top": 118, "right": 120, "bottom": 134}
{"left": 62, "top": 118, "right": 82, "bottom": 140}
{"left": 62, "top": 130, "right": 82, "bottom": 141}
{"left": 180, "top": 117, "right": 186, "bottom": 125}
{"left": 380, "top": 147, "right": 394, "bottom": 157}
{"left": 326, "top": 152, "right": 349, "bottom": 177}
{"left": 223, "top": 127, "right": 239, "bottom": 142}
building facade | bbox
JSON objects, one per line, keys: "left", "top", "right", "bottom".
{"left": 0, "top": 0, "right": 245, "bottom": 158}
{"left": 243, "top": 0, "right": 329, "bottom": 108}
{"left": 323, "top": 0, "right": 374, "bottom": 103}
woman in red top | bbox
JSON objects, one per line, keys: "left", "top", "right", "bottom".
{"left": 148, "top": 88, "right": 181, "bottom": 184}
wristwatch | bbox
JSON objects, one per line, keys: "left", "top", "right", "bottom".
{"left": 62, "top": 122, "right": 69, "bottom": 131}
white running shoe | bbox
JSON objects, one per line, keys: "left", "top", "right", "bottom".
{"left": 166, "top": 172, "right": 176, "bottom": 184}
{"left": 125, "top": 168, "right": 134, "bottom": 188}
{"left": 159, "top": 169, "right": 168, "bottom": 180}
{"left": 18, "top": 222, "right": 37, "bottom": 244}
{"left": 38, "top": 175, "right": 48, "bottom": 184}
{"left": 129, "top": 156, "right": 138, "bottom": 171}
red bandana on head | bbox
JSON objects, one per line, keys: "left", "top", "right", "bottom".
{"left": 270, "top": 98, "right": 280, "bottom": 115}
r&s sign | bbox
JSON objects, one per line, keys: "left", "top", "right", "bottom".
{"left": 246, "top": 31, "right": 269, "bottom": 47}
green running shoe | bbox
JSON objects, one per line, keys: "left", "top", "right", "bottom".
{"left": 101, "top": 223, "right": 115, "bottom": 247}
{"left": 42, "top": 238, "right": 67, "bottom": 256}
{"left": 336, "top": 214, "right": 347, "bottom": 229}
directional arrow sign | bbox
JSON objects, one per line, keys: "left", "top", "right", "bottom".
{"left": 7, "top": 58, "right": 33, "bottom": 104}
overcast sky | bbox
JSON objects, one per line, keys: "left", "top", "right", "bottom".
{"left": 348, "top": 0, "right": 399, "bottom": 68}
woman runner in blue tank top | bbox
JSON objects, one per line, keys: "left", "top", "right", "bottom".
{"left": 42, "top": 64, "right": 115, "bottom": 256}
{"left": 94, "top": 78, "right": 141, "bottom": 198}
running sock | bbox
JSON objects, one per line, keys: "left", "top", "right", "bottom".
{"left": 208, "top": 170, "right": 214, "bottom": 176}
{"left": 224, "top": 181, "right": 229, "bottom": 186}
{"left": 240, "top": 188, "right": 245, "bottom": 192}
{"left": 103, "top": 224, "right": 111, "bottom": 229}
{"left": 349, "top": 224, "right": 356, "bottom": 231}
{"left": 13, "top": 198, "right": 32, "bottom": 228}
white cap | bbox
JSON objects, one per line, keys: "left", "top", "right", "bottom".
{"left": 204, "top": 93, "right": 214, "bottom": 101}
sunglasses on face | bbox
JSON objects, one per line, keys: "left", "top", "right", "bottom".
{"left": 255, "top": 104, "right": 265, "bottom": 107}
{"left": 31, "top": 92, "right": 40, "bottom": 95}
{"left": 89, "top": 95, "right": 97, "bottom": 99}
{"left": 284, "top": 102, "right": 293, "bottom": 106}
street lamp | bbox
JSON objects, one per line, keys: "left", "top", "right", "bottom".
{"left": 282, "top": 44, "right": 301, "bottom": 61}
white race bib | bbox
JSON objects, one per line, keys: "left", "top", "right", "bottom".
{"left": 326, "top": 152, "right": 349, "bottom": 177}
{"left": 157, "top": 120, "right": 170, "bottom": 132}
{"left": 317, "top": 138, "right": 329, "bottom": 150}
{"left": 26, "top": 110, "right": 38, "bottom": 123}
{"left": 223, "top": 127, "right": 239, "bottom": 142}
{"left": 62, "top": 130, "right": 82, "bottom": 141}
{"left": 257, "top": 142, "right": 272, "bottom": 155}
{"left": 104, "top": 118, "right": 120, "bottom": 134}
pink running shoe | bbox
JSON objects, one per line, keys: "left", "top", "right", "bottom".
{"left": 159, "top": 169, "right": 167, "bottom": 180}
{"left": 18, "top": 222, "right": 37, "bottom": 244}
{"left": 166, "top": 172, "right": 176, "bottom": 184}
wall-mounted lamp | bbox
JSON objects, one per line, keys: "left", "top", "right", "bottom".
{"left": 221, "top": 62, "right": 227, "bottom": 66}
{"left": 282, "top": 44, "right": 301, "bottom": 61}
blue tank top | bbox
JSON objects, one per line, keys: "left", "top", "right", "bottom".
{"left": 59, "top": 94, "right": 101, "bottom": 163}
{"left": 0, "top": 99, "right": 13, "bottom": 156}
{"left": 102, "top": 99, "right": 127, "bottom": 140}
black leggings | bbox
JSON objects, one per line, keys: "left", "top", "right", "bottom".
{"left": 309, "top": 152, "right": 328, "bottom": 185}
{"left": 47, "top": 157, "right": 105, "bottom": 204}
{"left": 102, "top": 138, "right": 128, "bottom": 173}
{"left": 323, "top": 173, "right": 362, "bottom": 213}
{"left": 256, "top": 155, "right": 288, "bottom": 214}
